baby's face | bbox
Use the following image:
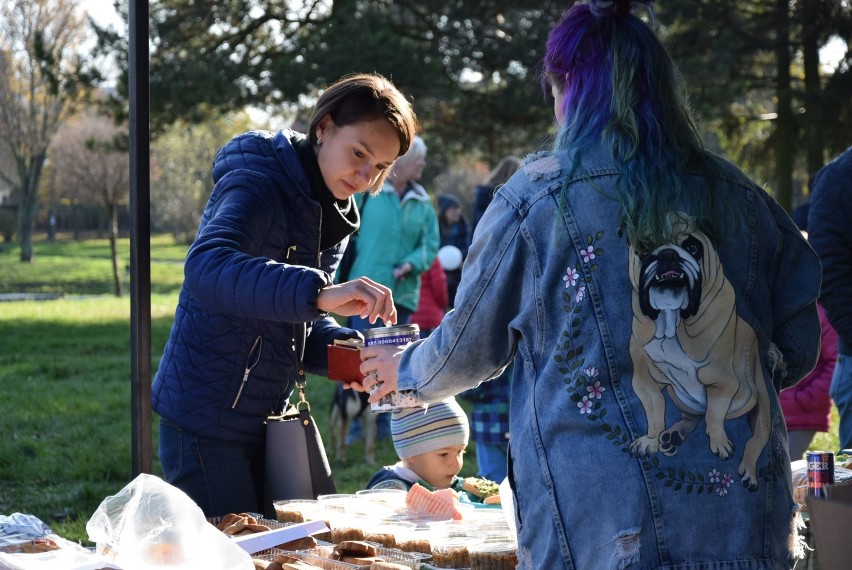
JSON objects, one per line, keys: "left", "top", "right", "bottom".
{"left": 407, "top": 444, "right": 466, "bottom": 489}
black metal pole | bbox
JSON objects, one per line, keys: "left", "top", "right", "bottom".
{"left": 129, "top": 0, "right": 153, "bottom": 476}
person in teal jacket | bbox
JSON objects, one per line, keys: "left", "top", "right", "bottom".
{"left": 346, "top": 135, "right": 440, "bottom": 329}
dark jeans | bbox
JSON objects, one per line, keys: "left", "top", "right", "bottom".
{"left": 158, "top": 417, "right": 265, "bottom": 517}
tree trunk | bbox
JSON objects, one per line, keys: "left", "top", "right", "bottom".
{"left": 109, "top": 203, "right": 123, "bottom": 297}
{"left": 48, "top": 165, "right": 58, "bottom": 242}
{"left": 72, "top": 203, "right": 81, "bottom": 240}
{"left": 800, "top": 0, "right": 825, "bottom": 182}
{"left": 17, "top": 194, "right": 36, "bottom": 263}
{"left": 15, "top": 155, "right": 46, "bottom": 262}
{"left": 774, "top": 0, "right": 794, "bottom": 213}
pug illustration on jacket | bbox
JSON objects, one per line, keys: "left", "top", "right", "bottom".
{"left": 628, "top": 211, "right": 771, "bottom": 491}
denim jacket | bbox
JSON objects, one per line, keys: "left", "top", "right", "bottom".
{"left": 396, "top": 146, "right": 820, "bottom": 569}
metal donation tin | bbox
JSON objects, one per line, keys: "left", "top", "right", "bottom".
{"left": 806, "top": 451, "right": 835, "bottom": 498}
{"left": 364, "top": 324, "right": 422, "bottom": 413}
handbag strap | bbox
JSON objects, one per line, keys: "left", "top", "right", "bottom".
{"left": 294, "top": 378, "right": 311, "bottom": 413}
{"left": 294, "top": 379, "right": 338, "bottom": 495}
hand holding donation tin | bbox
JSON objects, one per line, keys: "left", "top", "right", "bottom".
{"left": 356, "top": 325, "right": 420, "bottom": 410}
{"left": 358, "top": 343, "right": 403, "bottom": 403}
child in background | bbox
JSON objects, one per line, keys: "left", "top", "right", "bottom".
{"left": 437, "top": 193, "right": 470, "bottom": 308}
{"left": 366, "top": 398, "right": 488, "bottom": 503}
{"left": 781, "top": 302, "right": 838, "bottom": 459}
{"left": 408, "top": 257, "right": 449, "bottom": 337}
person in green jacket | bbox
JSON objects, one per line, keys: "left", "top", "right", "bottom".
{"left": 347, "top": 135, "right": 440, "bottom": 329}
{"left": 343, "top": 135, "right": 439, "bottom": 442}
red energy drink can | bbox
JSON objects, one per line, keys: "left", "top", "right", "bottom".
{"left": 806, "top": 451, "right": 835, "bottom": 498}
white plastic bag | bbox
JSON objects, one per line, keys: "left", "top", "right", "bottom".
{"left": 85, "top": 473, "right": 253, "bottom": 570}
{"left": 0, "top": 513, "right": 119, "bottom": 570}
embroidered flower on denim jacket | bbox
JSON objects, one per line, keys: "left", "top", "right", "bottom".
{"left": 575, "top": 285, "right": 586, "bottom": 303}
{"left": 577, "top": 396, "right": 593, "bottom": 414}
{"left": 587, "top": 381, "right": 605, "bottom": 399}
{"left": 709, "top": 469, "right": 721, "bottom": 483}
{"left": 715, "top": 474, "right": 735, "bottom": 496}
{"left": 581, "top": 245, "right": 596, "bottom": 263}
{"left": 584, "top": 366, "right": 599, "bottom": 378}
{"left": 564, "top": 267, "right": 579, "bottom": 288}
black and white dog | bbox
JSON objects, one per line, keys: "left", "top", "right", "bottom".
{"left": 327, "top": 384, "right": 377, "bottom": 465}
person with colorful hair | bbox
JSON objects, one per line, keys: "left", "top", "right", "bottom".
{"left": 355, "top": 2, "right": 820, "bottom": 568}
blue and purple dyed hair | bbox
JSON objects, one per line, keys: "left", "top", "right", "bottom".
{"left": 542, "top": 0, "right": 716, "bottom": 252}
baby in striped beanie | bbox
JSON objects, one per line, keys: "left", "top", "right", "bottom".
{"left": 365, "top": 398, "right": 470, "bottom": 491}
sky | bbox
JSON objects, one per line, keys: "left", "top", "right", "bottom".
{"left": 81, "top": 0, "right": 122, "bottom": 29}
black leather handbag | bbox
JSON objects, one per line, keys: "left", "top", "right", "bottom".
{"left": 264, "top": 380, "right": 336, "bottom": 518}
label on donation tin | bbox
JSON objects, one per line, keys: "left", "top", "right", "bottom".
{"left": 806, "top": 450, "right": 835, "bottom": 498}
{"left": 364, "top": 325, "right": 422, "bottom": 413}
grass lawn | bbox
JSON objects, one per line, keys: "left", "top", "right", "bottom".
{"left": 0, "top": 233, "right": 841, "bottom": 546}
{"left": 0, "top": 234, "right": 473, "bottom": 545}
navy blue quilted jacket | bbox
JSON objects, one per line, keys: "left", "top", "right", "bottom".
{"left": 152, "top": 129, "right": 359, "bottom": 444}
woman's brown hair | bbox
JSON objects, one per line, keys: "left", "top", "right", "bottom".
{"left": 308, "top": 73, "right": 418, "bottom": 159}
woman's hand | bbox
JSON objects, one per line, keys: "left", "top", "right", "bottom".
{"left": 317, "top": 276, "right": 397, "bottom": 325}
{"left": 356, "top": 344, "right": 405, "bottom": 402}
{"left": 392, "top": 262, "right": 412, "bottom": 280}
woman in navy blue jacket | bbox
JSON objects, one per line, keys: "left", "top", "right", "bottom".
{"left": 152, "top": 73, "right": 418, "bottom": 517}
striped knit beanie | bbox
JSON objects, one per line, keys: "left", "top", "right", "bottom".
{"left": 391, "top": 398, "right": 470, "bottom": 459}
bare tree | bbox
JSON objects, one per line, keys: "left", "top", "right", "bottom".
{"left": 51, "top": 110, "right": 129, "bottom": 296}
{"left": 0, "top": 0, "right": 86, "bottom": 262}
{"left": 151, "top": 111, "right": 256, "bottom": 244}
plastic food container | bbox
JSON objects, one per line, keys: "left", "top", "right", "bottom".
{"left": 273, "top": 499, "right": 321, "bottom": 524}
{"left": 430, "top": 536, "right": 471, "bottom": 569}
{"left": 272, "top": 499, "right": 333, "bottom": 542}
{"left": 355, "top": 488, "right": 409, "bottom": 509}
{"left": 393, "top": 523, "right": 433, "bottom": 555}
{"left": 308, "top": 543, "right": 424, "bottom": 570}
{"left": 318, "top": 493, "right": 359, "bottom": 507}
{"left": 254, "top": 548, "right": 365, "bottom": 569}
{"left": 426, "top": 520, "right": 474, "bottom": 541}
{"left": 468, "top": 539, "right": 518, "bottom": 570}
{"left": 363, "top": 520, "right": 418, "bottom": 550}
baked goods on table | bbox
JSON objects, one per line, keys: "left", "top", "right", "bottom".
{"left": 217, "top": 512, "right": 272, "bottom": 535}
{"left": 469, "top": 539, "right": 519, "bottom": 569}
{"left": 261, "top": 488, "right": 517, "bottom": 569}
{"left": 461, "top": 477, "right": 501, "bottom": 504}
{"left": 405, "top": 483, "right": 464, "bottom": 520}
{"left": 253, "top": 552, "right": 324, "bottom": 569}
